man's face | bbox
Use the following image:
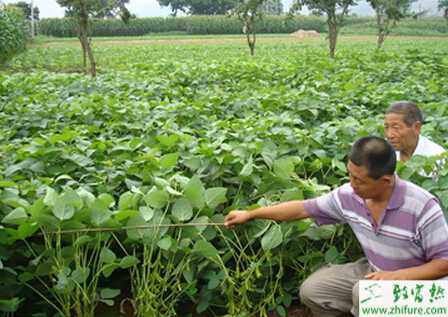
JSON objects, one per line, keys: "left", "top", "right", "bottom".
{"left": 384, "top": 113, "right": 421, "bottom": 153}
{"left": 347, "top": 161, "right": 383, "bottom": 199}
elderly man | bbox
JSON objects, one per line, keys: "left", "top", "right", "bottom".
{"left": 384, "top": 101, "right": 445, "bottom": 162}
{"left": 224, "top": 136, "right": 448, "bottom": 317}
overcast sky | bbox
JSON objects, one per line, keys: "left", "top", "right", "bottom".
{"left": 2, "top": 0, "right": 442, "bottom": 18}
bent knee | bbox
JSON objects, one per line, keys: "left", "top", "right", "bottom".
{"left": 299, "top": 277, "right": 321, "bottom": 305}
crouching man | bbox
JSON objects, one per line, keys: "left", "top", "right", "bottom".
{"left": 224, "top": 136, "right": 448, "bottom": 317}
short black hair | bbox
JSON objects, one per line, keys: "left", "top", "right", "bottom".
{"left": 349, "top": 137, "right": 396, "bottom": 179}
{"left": 385, "top": 101, "right": 423, "bottom": 126}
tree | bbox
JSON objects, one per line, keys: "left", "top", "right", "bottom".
{"left": 440, "top": 0, "right": 448, "bottom": 21}
{"left": 234, "top": 0, "right": 267, "bottom": 56}
{"left": 9, "top": 1, "right": 39, "bottom": 20}
{"left": 260, "top": 0, "right": 283, "bottom": 15}
{"left": 94, "top": 0, "right": 129, "bottom": 18}
{"left": 367, "top": 0, "right": 415, "bottom": 49}
{"left": 57, "top": 0, "right": 130, "bottom": 77}
{"left": 291, "top": 0, "right": 357, "bottom": 58}
{"left": 157, "top": 0, "right": 237, "bottom": 16}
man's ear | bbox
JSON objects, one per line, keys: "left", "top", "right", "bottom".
{"left": 380, "top": 175, "right": 394, "bottom": 185}
{"left": 414, "top": 121, "right": 422, "bottom": 134}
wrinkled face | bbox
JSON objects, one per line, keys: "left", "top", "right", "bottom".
{"left": 384, "top": 113, "right": 421, "bottom": 153}
{"left": 347, "top": 161, "right": 383, "bottom": 199}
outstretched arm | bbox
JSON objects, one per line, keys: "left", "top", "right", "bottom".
{"left": 224, "top": 200, "right": 310, "bottom": 227}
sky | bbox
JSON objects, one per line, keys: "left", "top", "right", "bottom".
{"left": 2, "top": 0, "right": 443, "bottom": 18}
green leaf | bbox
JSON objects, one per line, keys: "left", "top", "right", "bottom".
{"left": 119, "top": 192, "right": 134, "bottom": 210}
{"left": 139, "top": 206, "right": 154, "bottom": 221}
{"left": 160, "top": 153, "right": 179, "bottom": 169}
{"left": 324, "top": 246, "right": 345, "bottom": 264}
{"left": 102, "top": 263, "right": 119, "bottom": 278}
{"left": 184, "top": 176, "right": 205, "bottom": 209}
{"left": 157, "top": 237, "right": 172, "bottom": 250}
{"left": 172, "top": 198, "right": 193, "bottom": 221}
{"left": 126, "top": 212, "right": 169, "bottom": 242}
{"left": 301, "top": 226, "right": 335, "bottom": 241}
{"left": 100, "top": 299, "right": 114, "bottom": 306}
{"left": 63, "top": 188, "right": 83, "bottom": 210}
{"left": 0, "top": 297, "right": 22, "bottom": 313}
{"left": 73, "top": 235, "right": 94, "bottom": 246}
{"left": 99, "top": 299, "right": 114, "bottom": 306}
{"left": 71, "top": 267, "right": 90, "bottom": 283}
{"left": 43, "top": 188, "right": 58, "bottom": 207}
{"left": 0, "top": 181, "right": 17, "bottom": 188}
{"left": 240, "top": 156, "right": 253, "bottom": 176}
{"left": 2, "top": 208, "right": 28, "bottom": 225}
{"left": 114, "top": 209, "right": 139, "bottom": 221}
{"left": 157, "top": 134, "right": 178, "bottom": 148}
{"left": 52, "top": 196, "right": 75, "bottom": 221}
{"left": 29, "top": 198, "right": 45, "bottom": 218}
{"left": 193, "top": 240, "right": 220, "bottom": 261}
{"left": 280, "top": 188, "right": 303, "bottom": 201}
{"left": 144, "top": 188, "right": 169, "bottom": 209}
{"left": 183, "top": 269, "right": 194, "bottom": 283}
{"left": 208, "top": 276, "right": 221, "bottom": 290}
{"left": 119, "top": 256, "right": 139, "bottom": 269}
{"left": 273, "top": 157, "right": 295, "bottom": 179}
{"left": 90, "top": 198, "right": 111, "bottom": 226}
{"left": 98, "top": 193, "right": 115, "bottom": 208}
{"left": 261, "top": 224, "right": 283, "bottom": 250}
{"left": 77, "top": 187, "right": 96, "bottom": 206}
{"left": 275, "top": 305, "right": 287, "bottom": 317}
{"left": 100, "top": 247, "right": 116, "bottom": 264}
{"left": 100, "top": 288, "right": 120, "bottom": 299}
{"left": 205, "top": 187, "right": 227, "bottom": 209}
{"left": 17, "top": 222, "right": 38, "bottom": 239}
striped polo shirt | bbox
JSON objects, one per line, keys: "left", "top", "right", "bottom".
{"left": 303, "top": 175, "right": 448, "bottom": 272}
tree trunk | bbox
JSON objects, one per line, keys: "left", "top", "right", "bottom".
{"left": 79, "top": 35, "right": 87, "bottom": 71}
{"left": 79, "top": 5, "right": 96, "bottom": 77}
{"left": 377, "top": 31, "right": 386, "bottom": 49}
{"left": 245, "top": 20, "right": 256, "bottom": 56}
{"left": 328, "top": 20, "right": 338, "bottom": 58}
{"left": 376, "top": 11, "right": 386, "bottom": 49}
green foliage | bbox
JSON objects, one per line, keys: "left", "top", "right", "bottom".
{"left": 158, "top": 0, "right": 237, "bottom": 16}
{"left": 0, "top": 6, "right": 28, "bottom": 65}
{"left": 366, "top": 0, "right": 416, "bottom": 48}
{"left": 341, "top": 17, "right": 448, "bottom": 35}
{"left": 58, "top": 0, "right": 130, "bottom": 19}
{"left": 367, "top": 0, "right": 414, "bottom": 20}
{"left": 440, "top": 0, "right": 448, "bottom": 20}
{"left": 291, "top": 0, "right": 357, "bottom": 17}
{"left": 7, "top": 1, "right": 40, "bottom": 20}
{"left": 260, "top": 0, "right": 284, "bottom": 15}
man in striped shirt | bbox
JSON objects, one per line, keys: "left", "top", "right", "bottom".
{"left": 224, "top": 136, "right": 448, "bottom": 317}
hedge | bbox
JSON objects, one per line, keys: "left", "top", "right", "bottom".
{"left": 38, "top": 15, "right": 327, "bottom": 37}
{"left": 0, "top": 7, "right": 28, "bottom": 64}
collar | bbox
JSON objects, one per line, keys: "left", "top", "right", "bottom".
{"left": 386, "top": 175, "right": 406, "bottom": 211}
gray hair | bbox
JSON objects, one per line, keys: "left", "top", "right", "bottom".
{"left": 385, "top": 101, "right": 423, "bottom": 126}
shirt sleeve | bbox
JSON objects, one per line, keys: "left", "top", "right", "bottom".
{"left": 303, "top": 188, "right": 347, "bottom": 226}
{"left": 417, "top": 199, "right": 448, "bottom": 261}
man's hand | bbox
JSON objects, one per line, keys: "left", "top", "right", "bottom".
{"left": 365, "top": 271, "right": 407, "bottom": 280}
{"left": 224, "top": 210, "right": 251, "bottom": 228}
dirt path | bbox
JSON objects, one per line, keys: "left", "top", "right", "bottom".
{"left": 34, "top": 34, "right": 448, "bottom": 48}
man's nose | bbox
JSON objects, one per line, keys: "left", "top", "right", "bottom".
{"left": 384, "top": 129, "right": 396, "bottom": 139}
